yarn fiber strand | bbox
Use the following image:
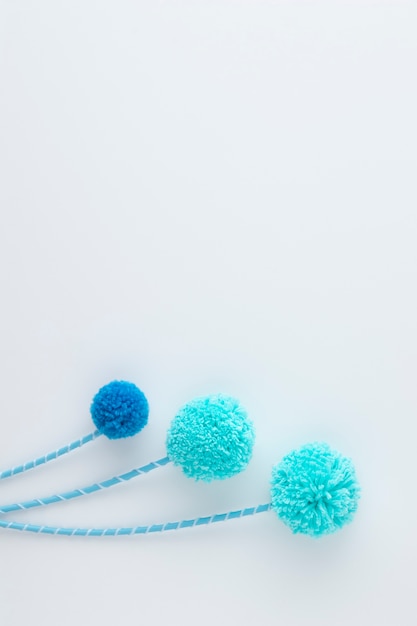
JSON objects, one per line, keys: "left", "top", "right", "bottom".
{"left": 0, "top": 431, "right": 101, "bottom": 480}
{"left": 0, "top": 503, "right": 271, "bottom": 536}
{"left": 0, "top": 457, "right": 171, "bottom": 514}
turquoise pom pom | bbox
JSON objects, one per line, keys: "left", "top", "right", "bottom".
{"left": 270, "top": 442, "right": 360, "bottom": 537}
{"left": 90, "top": 380, "right": 149, "bottom": 439}
{"left": 166, "top": 394, "right": 255, "bottom": 482}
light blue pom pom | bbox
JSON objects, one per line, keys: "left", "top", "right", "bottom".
{"left": 166, "top": 394, "right": 255, "bottom": 482}
{"left": 270, "top": 442, "right": 360, "bottom": 537}
{"left": 91, "top": 380, "right": 149, "bottom": 439}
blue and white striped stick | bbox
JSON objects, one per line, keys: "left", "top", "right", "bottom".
{"left": 0, "top": 431, "right": 101, "bottom": 480}
{"left": 0, "top": 503, "right": 271, "bottom": 536}
{"left": 0, "top": 456, "right": 171, "bottom": 514}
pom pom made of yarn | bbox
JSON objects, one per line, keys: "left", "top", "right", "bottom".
{"left": 166, "top": 394, "right": 255, "bottom": 482}
{"left": 90, "top": 380, "right": 149, "bottom": 439}
{"left": 270, "top": 442, "right": 360, "bottom": 537}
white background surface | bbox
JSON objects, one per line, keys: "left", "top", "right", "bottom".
{"left": 0, "top": 2, "right": 416, "bottom": 625}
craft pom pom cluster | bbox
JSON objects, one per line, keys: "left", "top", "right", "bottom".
{"left": 0, "top": 379, "right": 361, "bottom": 539}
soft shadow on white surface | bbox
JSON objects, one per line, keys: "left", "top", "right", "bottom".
{"left": 0, "top": 2, "right": 416, "bottom": 625}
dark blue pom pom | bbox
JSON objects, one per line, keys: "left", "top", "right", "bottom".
{"left": 90, "top": 381, "right": 149, "bottom": 439}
